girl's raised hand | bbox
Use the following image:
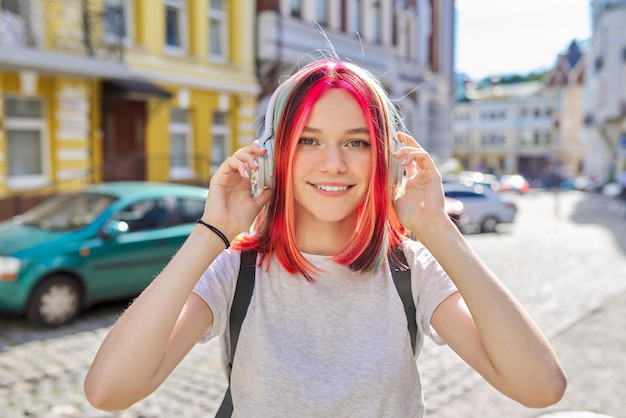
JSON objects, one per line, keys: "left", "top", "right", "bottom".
{"left": 201, "top": 141, "right": 271, "bottom": 238}
{"left": 393, "top": 133, "right": 449, "bottom": 237}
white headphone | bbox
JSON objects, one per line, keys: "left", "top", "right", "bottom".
{"left": 251, "top": 83, "right": 405, "bottom": 198}
{"left": 251, "top": 81, "right": 288, "bottom": 198}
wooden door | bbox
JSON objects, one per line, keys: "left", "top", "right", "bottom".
{"left": 102, "top": 99, "right": 147, "bottom": 181}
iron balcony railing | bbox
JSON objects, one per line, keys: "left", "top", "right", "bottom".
{"left": 0, "top": 0, "right": 126, "bottom": 61}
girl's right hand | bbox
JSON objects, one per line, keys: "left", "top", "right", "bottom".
{"left": 201, "top": 140, "right": 271, "bottom": 239}
{"left": 392, "top": 133, "right": 448, "bottom": 238}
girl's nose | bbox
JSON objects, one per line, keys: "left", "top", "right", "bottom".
{"left": 320, "top": 145, "right": 347, "bottom": 174}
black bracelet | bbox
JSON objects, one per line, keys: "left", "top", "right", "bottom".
{"left": 196, "top": 219, "right": 230, "bottom": 249}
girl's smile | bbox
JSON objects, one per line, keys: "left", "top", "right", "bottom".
{"left": 311, "top": 182, "right": 351, "bottom": 194}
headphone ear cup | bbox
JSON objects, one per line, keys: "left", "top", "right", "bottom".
{"left": 390, "top": 139, "right": 404, "bottom": 189}
{"left": 253, "top": 138, "right": 274, "bottom": 197}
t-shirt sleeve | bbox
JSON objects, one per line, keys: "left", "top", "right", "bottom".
{"left": 192, "top": 248, "right": 241, "bottom": 343}
{"left": 404, "top": 239, "right": 458, "bottom": 345}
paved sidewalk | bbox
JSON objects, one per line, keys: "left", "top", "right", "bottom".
{"left": 432, "top": 289, "right": 626, "bottom": 418}
{"left": 431, "top": 192, "right": 626, "bottom": 418}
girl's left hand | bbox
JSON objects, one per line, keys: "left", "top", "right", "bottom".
{"left": 393, "top": 133, "right": 449, "bottom": 236}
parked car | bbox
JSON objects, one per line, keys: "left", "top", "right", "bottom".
{"left": 560, "top": 175, "right": 600, "bottom": 191}
{"left": 458, "top": 171, "right": 501, "bottom": 192}
{"left": 443, "top": 173, "right": 500, "bottom": 195}
{"left": 499, "top": 174, "right": 530, "bottom": 194}
{"left": 443, "top": 183, "right": 517, "bottom": 233}
{"left": 0, "top": 182, "right": 208, "bottom": 326}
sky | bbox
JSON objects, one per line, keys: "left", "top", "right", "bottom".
{"left": 455, "top": 0, "right": 592, "bottom": 80}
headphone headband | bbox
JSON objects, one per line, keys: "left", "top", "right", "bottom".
{"left": 252, "top": 81, "right": 290, "bottom": 197}
{"left": 258, "top": 80, "right": 290, "bottom": 145}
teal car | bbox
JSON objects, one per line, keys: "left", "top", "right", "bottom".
{"left": 0, "top": 182, "right": 208, "bottom": 326}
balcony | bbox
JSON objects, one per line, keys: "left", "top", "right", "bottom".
{"left": 0, "top": 0, "right": 130, "bottom": 78}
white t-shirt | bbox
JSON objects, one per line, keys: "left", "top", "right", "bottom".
{"left": 193, "top": 239, "right": 457, "bottom": 417}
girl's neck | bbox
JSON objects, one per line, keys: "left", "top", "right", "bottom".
{"left": 295, "top": 216, "right": 357, "bottom": 256}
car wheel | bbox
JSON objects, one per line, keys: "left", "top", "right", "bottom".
{"left": 480, "top": 216, "right": 499, "bottom": 233}
{"left": 26, "top": 275, "right": 82, "bottom": 327}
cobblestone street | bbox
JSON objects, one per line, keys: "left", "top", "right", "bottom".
{"left": 1, "top": 190, "right": 625, "bottom": 418}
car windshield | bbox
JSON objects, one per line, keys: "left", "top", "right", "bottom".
{"left": 14, "top": 192, "right": 118, "bottom": 231}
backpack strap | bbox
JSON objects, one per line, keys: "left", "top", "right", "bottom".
{"left": 389, "top": 245, "right": 418, "bottom": 355}
{"left": 215, "top": 249, "right": 257, "bottom": 418}
{"left": 215, "top": 246, "right": 417, "bottom": 417}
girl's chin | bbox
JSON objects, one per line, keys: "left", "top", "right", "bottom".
{"left": 298, "top": 208, "right": 360, "bottom": 225}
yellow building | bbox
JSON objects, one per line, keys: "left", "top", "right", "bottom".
{"left": 0, "top": 0, "right": 258, "bottom": 217}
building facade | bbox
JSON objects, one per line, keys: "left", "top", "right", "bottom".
{"left": 255, "top": 0, "right": 456, "bottom": 161}
{"left": 0, "top": 0, "right": 258, "bottom": 207}
{"left": 584, "top": 0, "right": 626, "bottom": 186}
{"left": 544, "top": 40, "right": 586, "bottom": 180}
{"left": 453, "top": 41, "right": 586, "bottom": 184}
{"left": 453, "top": 81, "right": 555, "bottom": 181}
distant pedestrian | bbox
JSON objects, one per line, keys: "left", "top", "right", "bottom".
{"left": 85, "top": 57, "right": 566, "bottom": 417}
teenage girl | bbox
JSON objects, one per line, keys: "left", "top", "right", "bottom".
{"left": 85, "top": 59, "right": 566, "bottom": 417}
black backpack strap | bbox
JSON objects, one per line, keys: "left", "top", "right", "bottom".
{"left": 388, "top": 245, "right": 418, "bottom": 355}
{"left": 215, "top": 249, "right": 257, "bottom": 418}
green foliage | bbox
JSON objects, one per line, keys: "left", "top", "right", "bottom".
{"left": 477, "top": 70, "right": 548, "bottom": 86}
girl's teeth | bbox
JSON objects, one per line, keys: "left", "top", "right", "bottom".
{"left": 316, "top": 185, "right": 348, "bottom": 192}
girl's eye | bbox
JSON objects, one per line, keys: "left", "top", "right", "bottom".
{"left": 298, "top": 137, "right": 317, "bottom": 145}
{"left": 346, "top": 139, "right": 370, "bottom": 148}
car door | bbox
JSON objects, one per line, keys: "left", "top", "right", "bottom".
{"left": 81, "top": 197, "right": 183, "bottom": 300}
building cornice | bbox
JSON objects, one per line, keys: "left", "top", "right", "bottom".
{"left": 0, "top": 46, "right": 131, "bottom": 79}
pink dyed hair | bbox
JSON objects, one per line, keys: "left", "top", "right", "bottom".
{"left": 234, "top": 59, "right": 408, "bottom": 280}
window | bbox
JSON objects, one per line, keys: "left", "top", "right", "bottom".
{"left": 211, "top": 111, "right": 230, "bottom": 173}
{"left": 444, "top": 191, "right": 484, "bottom": 200}
{"left": 544, "top": 132, "right": 552, "bottom": 146}
{"left": 20, "top": 192, "right": 118, "bottom": 231}
{"left": 208, "top": 0, "right": 227, "bottom": 61}
{"left": 479, "top": 132, "right": 505, "bottom": 147}
{"left": 0, "top": 0, "right": 36, "bottom": 47}
{"left": 533, "top": 131, "right": 541, "bottom": 145}
{"left": 354, "top": 0, "right": 363, "bottom": 35}
{"left": 103, "top": 0, "right": 132, "bottom": 43}
{"left": 315, "top": 0, "right": 329, "bottom": 26}
{"left": 5, "top": 97, "right": 48, "bottom": 189}
{"left": 169, "top": 108, "right": 194, "bottom": 179}
{"left": 175, "top": 197, "right": 205, "bottom": 224}
{"left": 399, "top": 15, "right": 414, "bottom": 60}
{"left": 165, "top": 0, "right": 186, "bottom": 52}
{"left": 114, "top": 198, "right": 169, "bottom": 232}
{"left": 371, "top": 1, "right": 381, "bottom": 42}
{"left": 520, "top": 131, "right": 532, "bottom": 147}
{"left": 594, "top": 56, "right": 603, "bottom": 72}
{"left": 290, "top": 0, "right": 302, "bottom": 18}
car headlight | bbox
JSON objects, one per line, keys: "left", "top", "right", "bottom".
{"left": 0, "top": 256, "right": 21, "bottom": 282}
